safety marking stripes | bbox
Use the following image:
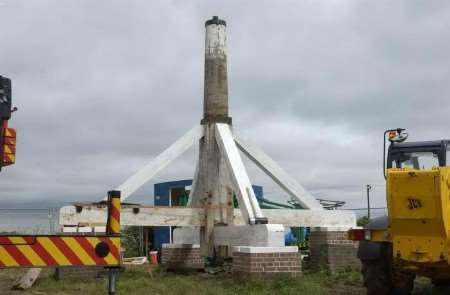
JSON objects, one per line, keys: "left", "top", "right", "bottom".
{"left": 0, "top": 246, "right": 19, "bottom": 266}
{"left": 3, "top": 137, "right": 15, "bottom": 145}
{"left": 0, "top": 236, "right": 120, "bottom": 268}
{"left": 108, "top": 196, "right": 121, "bottom": 234}
{"left": 52, "top": 237, "right": 83, "bottom": 265}
{"left": 25, "top": 237, "right": 58, "bottom": 266}
{"left": 102, "top": 237, "right": 120, "bottom": 259}
{"left": 87, "top": 237, "right": 114, "bottom": 265}
{"left": 61, "top": 237, "right": 96, "bottom": 265}
{"left": 2, "top": 127, "right": 16, "bottom": 165}
{"left": 77, "top": 237, "right": 106, "bottom": 265}
{"left": 39, "top": 237, "right": 72, "bottom": 265}
{"left": 2, "top": 153, "right": 15, "bottom": 164}
{"left": 3, "top": 128, "right": 15, "bottom": 138}
{"left": 3, "top": 144, "right": 14, "bottom": 154}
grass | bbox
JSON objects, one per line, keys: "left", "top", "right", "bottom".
{"left": 0, "top": 266, "right": 448, "bottom": 294}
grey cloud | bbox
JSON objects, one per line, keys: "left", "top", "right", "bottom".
{"left": 0, "top": 1, "right": 448, "bottom": 213}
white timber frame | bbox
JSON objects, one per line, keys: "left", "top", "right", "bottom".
{"left": 60, "top": 206, "right": 356, "bottom": 228}
{"left": 61, "top": 122, "right": 356, "bottom": 230}
{"left": 215, "top": 123, "right": 264, "bottom": 223}
{"left": 113, "top": 125, "right": 203, "bottom": 201}
{"left": 233, "top": 132, "right": 323, "bottom": 210}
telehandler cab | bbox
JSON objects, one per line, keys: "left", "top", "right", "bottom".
{"left": 349, "top": 128, "right": 450, "bottom": 294}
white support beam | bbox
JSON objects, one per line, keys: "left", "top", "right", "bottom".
{"left": 238, "top": 209, "right": 356, "bottom": 228}
{"left": 234, "top": 133, "right": 323, "bottom": 210}
{"left": 60, "top": 206, "right": 356, "bottom": 228}
{"left": 186, "top": 159, "right": 200, "bottom": 207}
{"left": 113, "top": 125, "right": 203, "bottom": 201}
{"left": 60, "top": 205, "right": 205, "bottom": 227}
{"left": 215, "top": 123, "right": 263, "bottom": 224}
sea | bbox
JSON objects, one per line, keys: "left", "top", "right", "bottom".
{"left": 0, "top": 207, "right": 60, "bottom": 234}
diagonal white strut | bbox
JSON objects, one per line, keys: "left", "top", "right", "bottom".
{"left": 114, "top": 125, "right": 203, "bottom": 201}
{"left": 215, "top": 123, "right": 264, "bottom": 224}
{"left": 186, "top": 157, "right": 200, "bottom": 206}
{"left": 234, "top": 133, "right": 323, "bottom": 210}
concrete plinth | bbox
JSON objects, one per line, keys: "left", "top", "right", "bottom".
{"left": 308, "top": 228, "right": 360, "bottom": 271}
{"left": 161, "top": 244, "right": 204, "bottom": 270}
{"left": 214, "top": 224, "right": 285, "bottom": 248}
{"left": 174, "top": 224, "right": 286, "bottom": 249}
{"left": 232, "top": 246, "right": 301, "bottom": 277}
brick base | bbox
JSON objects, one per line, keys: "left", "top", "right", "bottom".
{"left": 232, "top": 246, "right": 301, "bottom": 277}
{"left": 54, "top": 266, "right": 105, "bottom": 280}
{"left": 161, "top": 244, "right": 204, "bottom": 270}
{"left": 309, "top": 230, "right": 360, "bottom": 271}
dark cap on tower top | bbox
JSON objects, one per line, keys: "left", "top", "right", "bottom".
{"left": 205, "top": 16, "right": 226, "bottom": 27}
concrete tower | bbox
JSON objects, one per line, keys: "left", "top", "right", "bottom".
{"left": 202, "top": 16, "right": 231, "bottom": 124}
{"left": 195, "top": 16, "right": 236, "bottom": 256}
{"left": 60, "top": 16, "right": 356, "bottom": 269}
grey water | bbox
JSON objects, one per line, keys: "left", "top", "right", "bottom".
{"left": 0, "top": 208, "right": 59, "bottom": 234}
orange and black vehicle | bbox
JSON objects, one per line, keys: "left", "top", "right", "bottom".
{"left": 0, "top": 75, "right": 16, "bottom": 170}
{"left": 0, "top": 77, "right": 122, "bottom": 294}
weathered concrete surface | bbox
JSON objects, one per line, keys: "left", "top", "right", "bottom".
{"left": 213, "top": 224, "right": 285, "bottom": 247}
{"left": 174, "top": 225, "right": 286, "bottom": 248}
{"left": 202, "top": 17, "right": 229, "bottom": 124}
{"left": 195, "top": 16, "right": 233, "bottom": 257}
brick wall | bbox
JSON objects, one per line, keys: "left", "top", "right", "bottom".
{"left": 232, "top": 251, "right": 301, "bottom": 277}
{"left": 161, "top": 244, "right": 204, "bottom": 270}
{"left": 309, "top": 230, "right": 360, "bottom": 271}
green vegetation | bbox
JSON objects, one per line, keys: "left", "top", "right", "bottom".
{"left": 121, "top": 226, "right": 142, "bottom": 257}
{"left": 357, "top": 216, "right": 369, "bottom": 227}
{"left": 0, "top": 267, "right": 445, "bottom": 294}
{"left": 1, "top": 267, "right": 363, "bottom": 295}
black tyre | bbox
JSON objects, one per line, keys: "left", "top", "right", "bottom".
{"left": 361, "top": 243, "right": 415, "bottom": 295}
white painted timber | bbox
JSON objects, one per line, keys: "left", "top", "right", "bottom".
{"left": 232, "top": 246, "right": 298, "bottom": 254}
{"left": 234, "top": 133, "right": 323, "bottom": 210}
{"left": 215, "top": 123, "right": 263, "bottom": 224}
{"left": 162, "top": 244, "right": 200, "bottom": 249}
{"left": 60, "top": 206, "right": 356, "bottom": 228}
{"left": 112, "top": 125, "right": 203, "bottom": 201}
{"left": 59, "top": 205, "right": 205, "bottom": 227}
{"left": 213, "top": 224, "right": 285, "bottom": 247}
{"left": 186, "top": 158, "right": 200, "bottom": 207}
{"left": 236, "top": 209, "right": 356, "bottom": 228}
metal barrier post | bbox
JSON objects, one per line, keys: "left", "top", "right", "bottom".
{"left": 106, "top": 190, "right": 121, "bottom": 294}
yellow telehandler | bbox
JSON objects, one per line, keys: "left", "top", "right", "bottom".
{"left": 349, "top": 128, "right": 450, "bottom": 294}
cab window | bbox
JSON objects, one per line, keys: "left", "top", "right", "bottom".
{"left": 392, "top": 151, "right": 439, "bottom": 170}
{"left": 447, "top": 148, "right": 450, "bottom": 166}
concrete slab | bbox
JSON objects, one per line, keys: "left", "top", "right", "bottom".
{"left": 213, "top": 224, "right": 285, "bottom": 247}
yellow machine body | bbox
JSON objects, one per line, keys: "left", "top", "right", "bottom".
{"left": 387, "top": 167, "right": 450, "bottom": 276}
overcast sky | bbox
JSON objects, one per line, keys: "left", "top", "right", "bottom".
{"left": 0, "top": 1, "right": 449, "bottom": 213}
